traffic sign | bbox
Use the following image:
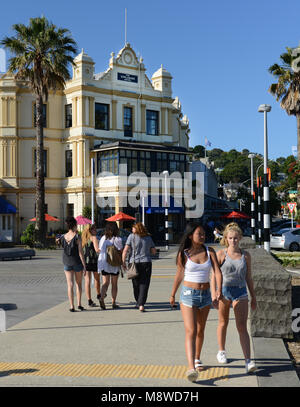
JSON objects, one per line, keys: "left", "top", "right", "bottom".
{"left": 287, "top": 202, "right": 297, "bottom": 213}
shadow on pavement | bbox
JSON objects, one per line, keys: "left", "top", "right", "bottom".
{"left": 0, "top": 368, "right": 38, "bottom": 377}
{"left": 0, "top": 303, "right": 17, "bottom": 311}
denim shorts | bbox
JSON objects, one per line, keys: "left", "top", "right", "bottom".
{"left": 222, "top": 286, "right": 248, "bottom": 302}
{"left": 180, "top": 286, "right": 212, "bottom": 309}
{"left": 64, "top": 264, "right": 83, "bottom": 272}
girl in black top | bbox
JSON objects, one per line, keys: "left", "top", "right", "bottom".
{"left": 57, "top": 217, "right": 87, "bottom": 312}
{"left": 82, "top": 224, "right": 101, "bottom": 307}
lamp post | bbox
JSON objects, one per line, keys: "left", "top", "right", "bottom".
{"left": 162, "top": 171, "right": 169, "bottom": 251}
{"left": 91, "top": 158, "right": 95, "bottom": 224}
{"left": 248, "top": 153, "right": 256, "bottom": 241}
{"left": 256, "top": 163, "right": 264, "bottom": 248}
{"left": 258, "top": 104, "right": 272, "bottom": 252}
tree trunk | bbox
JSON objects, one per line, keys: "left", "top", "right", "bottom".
{"left": 34, "top": 94, "right": 46, "bottom": 247}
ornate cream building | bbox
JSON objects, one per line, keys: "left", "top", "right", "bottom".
{"left": 0, "top": 43, "right": 190, "bottom": 243}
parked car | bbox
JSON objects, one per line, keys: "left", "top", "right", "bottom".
{"left": 96, "top": 228, "right": 131, "bottom": 246}
{"left": 270, "top": 228, "right": 300, "bottom": 251}
{"left": 271, "top": 221, "right": 294, "bottom": 233}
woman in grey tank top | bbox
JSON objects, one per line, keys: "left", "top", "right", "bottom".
{"left": 212, "top": 222, "right": 257, "bottom": 374}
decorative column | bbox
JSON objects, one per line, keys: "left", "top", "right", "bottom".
{"left": 141, "top": 103, "right": 146, "bottom": 134}
{"left": 89, "top": 97, "right": 95, "bottom": 127}
{"left": 161, "top": 107, "right": 166, "bottom": 135}
{"left": 72, "top": 97, "right": 77, "bottom": 127}
{"left": 167, "top": 108, "right": 173, "bottom": 136}
{"left": 111, "top": 100, "right": 117, "bottom": 130}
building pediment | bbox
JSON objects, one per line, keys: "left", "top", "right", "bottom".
{"left": 115, "top": 43, "right": 140, "bottom": 69}
{"left": 93, "top": 43, "right": 156, "bottom": 93}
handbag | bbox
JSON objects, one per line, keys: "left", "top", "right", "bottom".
{"left": 127, "top": 262, "right": 138, "bottom": 279}
{"left": 106, "top": 237, "right": 122, "bottom": 267}
{"left": 127, "top": 236, "right": 139, "bottom": 280}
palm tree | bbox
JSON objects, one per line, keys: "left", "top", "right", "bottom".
{"left": 1, "top": 17, "right": 77, "bottom": 246}
{"left": 269, "top": 47, "right": 300, "bottom": 160}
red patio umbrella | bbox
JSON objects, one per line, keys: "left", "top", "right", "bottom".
{"left": 30, "top": 213, "right": 59, "bottom": 221}
{"left": 105, "top": 212, "right": 136, "bottom": 222}
{"left": 221, "top": 211, "right": 250, "bottom": 219}
{"left": 75, "top": 215, "right": 92, "bottom": 225}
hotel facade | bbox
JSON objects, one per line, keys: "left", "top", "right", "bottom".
{"left": 0, "top": 43, "right": 191, "bottom": 243}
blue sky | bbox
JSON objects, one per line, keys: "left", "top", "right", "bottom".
{"left": 1, "top": 0, "right": 300, "bottom": 160}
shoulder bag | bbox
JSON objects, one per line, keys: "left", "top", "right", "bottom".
{"left": 127, "top": 235, "right": 138, "bottom": 279}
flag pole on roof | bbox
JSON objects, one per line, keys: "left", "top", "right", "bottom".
{"left": 204, "top": 137, "right": 212, "bottom": 159}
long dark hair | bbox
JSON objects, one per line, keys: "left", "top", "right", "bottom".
{"left": 104, "top": 221, "right": 119, "bottom": 239}
{"left": 176, "top": 222, "right": 205, "bottom": 266}
{"left": 65, "top": 216, "right": 77, "bottom": 231}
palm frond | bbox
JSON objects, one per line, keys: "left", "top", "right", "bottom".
{"left": 2, "top": 16, "right": 78, "bottom": 98}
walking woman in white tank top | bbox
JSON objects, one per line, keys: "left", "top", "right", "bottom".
{"left": 212, "top": 222, "right": 257, "bottom": 374}
{"left": 170, "top": 222, "right": 223, "bottom": 382}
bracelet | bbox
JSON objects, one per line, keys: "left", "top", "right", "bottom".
{"left": 170, "top": 295, "right": 175, "bottom": 298}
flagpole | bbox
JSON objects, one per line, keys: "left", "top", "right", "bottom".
{"left": 91, "top": 158, "right": 94, "bottom": 224}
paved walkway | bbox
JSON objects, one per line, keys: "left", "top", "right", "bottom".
{"left": 0, "top": 246, "right": 299, "bottom": 387}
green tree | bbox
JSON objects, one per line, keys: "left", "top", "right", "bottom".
{"left": 268, "top": 46, "right": 300, "bottom": 204}
{"left": 269, "top": 47, "right": 300, "bottom": 160}
{"left": 1, "top": 17, "right": 77, "bottom": 246}
{"left": 20, "top": 224, "right": 35, "bottom": 247}
{"left": 82, "top": 206, "right": 96, "bottom": 222}
{"left": 192, "top": 145, "right": 205, "bottom": 158}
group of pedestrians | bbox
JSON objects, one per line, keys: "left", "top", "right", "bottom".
{"left": 170, "top": 221, "right": 257, "bottom": 382}
{"left": 57, "top": 217, "right": 156, "bottom": 313}
{"left": 57, "top": 216, "right": 257, "bottom": 383}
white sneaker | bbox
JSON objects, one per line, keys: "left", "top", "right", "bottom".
{"left": 216, "top": 350, "right": 227, "bottom": 364}
{"left": 245, "top": 360, "right": 257, "bottom": 374}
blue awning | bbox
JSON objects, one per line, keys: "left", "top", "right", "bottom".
{"left": 0, "top": 197, "right": 16, "bottom": 214}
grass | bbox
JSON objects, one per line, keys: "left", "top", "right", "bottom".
{"left": 271, "top": 251, "right": 300, "bottom": 268}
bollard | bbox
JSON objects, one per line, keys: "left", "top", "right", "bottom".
{"left": 0, "top": 308, "right": 6, "bottom": 332}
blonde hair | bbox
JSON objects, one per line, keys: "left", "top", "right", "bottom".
{"left": 220, "top": 222, "right": 243, "bottom": 247}
{"left": 81, "top": 224, "right": 96, "bottom": 247}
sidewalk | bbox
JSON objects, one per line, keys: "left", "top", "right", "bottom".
{"left": 0, "top": 246, "right": 299, "bottom": 387}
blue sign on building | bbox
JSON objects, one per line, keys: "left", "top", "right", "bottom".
{"left": 117, "top": 72, "right": 138, "bottom": 83}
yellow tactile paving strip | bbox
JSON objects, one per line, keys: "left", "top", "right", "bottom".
{"left": 0, "top": 362, "right": 228, "bottom": 380}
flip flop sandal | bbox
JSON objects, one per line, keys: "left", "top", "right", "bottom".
{"left": 195, "top": 359, "right": 205, "bottom": 371}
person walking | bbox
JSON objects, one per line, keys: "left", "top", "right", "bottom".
{"left": 82, "top": 224, "right": 101, "bottom": 308}
{"left": 57, "top": 216, "right": 87, "bottom": 312}
{"left": 98, "top": 222, "right": 123, "bottom": 310}
{"left": 122, "top": 223, "right": 156, "bottom": 312}
{"left": 212, "top": 222, "right": 257, "bottom": 374}
{"left": 213, "top": 227, "right": 222, "bottom": 242}
{"left": 169, "top": 222, "right": 223, "bottom": 382}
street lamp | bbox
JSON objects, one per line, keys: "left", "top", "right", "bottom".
{"left": 256, "top": 162, "right": 264, "bottom": 248}
{"left": 248, "top": 153, "right": 256, "bottom": 241}
{"left": 162, "top": 171, "right": 169, "bottom": 251}
{"left": 258, "top": 104, "right": 272, "bottom": 253}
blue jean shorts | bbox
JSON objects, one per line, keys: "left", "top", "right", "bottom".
{"left": 64, "top": 264, "right": 83, "bottom": 272}
{"left": 222, "top": 286, "right": 248, "bottom": 302}
{"left": 180, "top": 286, "right": 212, "bottom": 309}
